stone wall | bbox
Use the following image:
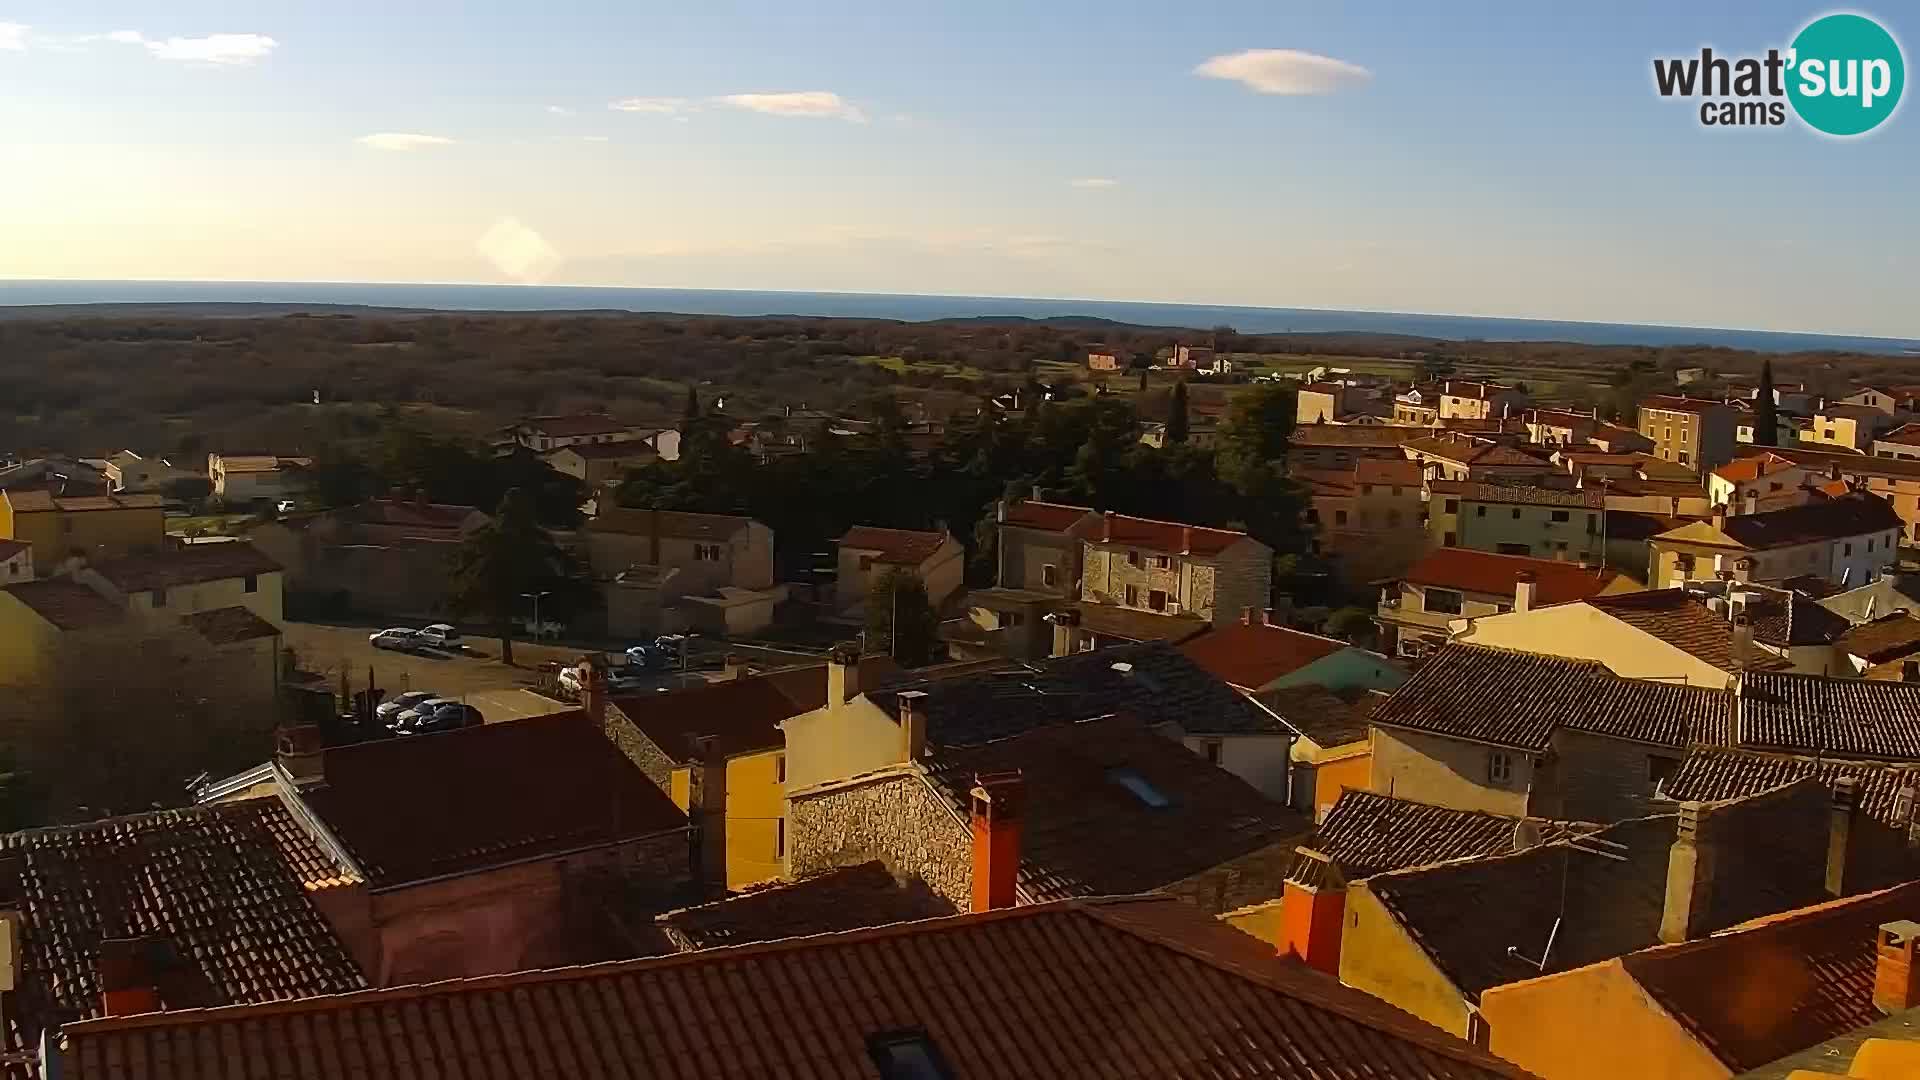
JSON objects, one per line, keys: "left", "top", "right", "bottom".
{"left": 1691, "top": 778, "right": 1827, "bottom": 932}
{"left": 1542, "top": 730, "right": 1684, "bottom": 823}
{"left": 603, "top": 702, "right": 677, "bottom": 790}
{"left": 788, "top": 771, "right": 971, "bottom": 911}
{"left": 1370, "top": 726, "right": 1531, "bottom": 817}
{"left": 1210, "top": 543, "right": 1272, "bottom": 628}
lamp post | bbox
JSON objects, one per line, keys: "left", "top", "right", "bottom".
{"left": 520, "top": 590, "right": 551, "bottom": 640}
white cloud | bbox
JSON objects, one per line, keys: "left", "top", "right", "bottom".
{"left": 478, "top": 217, "right": 561, "bottom": 284}
{"left": 1194, "top": 48, "right": 1371, "bottom": 95}
{"left": 575, "top": 135, "right": 610, "bottom": 142}
{"left": 717, "top": 91, "right": 865, "bottom": 122}
{"left": 0, "top": 22, "right": 28, "bottom": 51}
{"left": 112, "top": 31, "right": 278, "bottom": 65}
{"left": 546, "top": 104, "right": 573, "bottom": 116}
{"left": 609, "top": 97, "right": 688, "bottom": 114}
{"left": 1069, "top": 177, "right": 1119, "bottom": 189}
{"left": 355, "top": 132, "right": 455, "bottom": 151}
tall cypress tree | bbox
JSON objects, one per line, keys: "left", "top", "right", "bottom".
{"left": 683, "top": 384, "right": 701, "bottom": 421}
{"left": 1753, "top": 358, "right": 1778, "bottom": 446}
{"left": 1166, "top": 380, "right": 1191, "bottom": 445}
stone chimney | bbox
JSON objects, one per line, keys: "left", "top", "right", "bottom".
{"left": 897, "top": 690, "right": 928, "bottom": 762}
{"left": 1828, "top": 776, "right": 1861, "bottom": 898}
{"left": 1874, "top": 920, "right": 1920, "bottom": 1014}
{"left": 969, "top": 770, "right": 1025, "bottom": 913}
{"left": 1731, "top": 613, "right": 1754, "bottom": 672}
{"left": 1660, "top": 802, "right": 1715, "bottom": 944}
{"left": 576, "top": 658, "right": 608, "bottom": 729}
{"left": 1514, "top": 570, "right": 1537, "bottom": 614}
{"left": 1732, "top": 557, "right": 1754, "bottom": 584}
{"left": 1278, "top": 848, "right": 1346, "bottom": 976}
{"left": 1712, "top": 505, "right": 1728, "bottom": 532}
{"left": 825, "top": 642, "right": 862, "bottom": 708}
{"left": 98, "top": 937, "right": 172, "bottom": 1017}
{"left": 274, "top": 724, "right": 324, "bottom": 784}
{"left": 1048, "top": 609, "right": 1081, "bottom": 657}
{"left": 686, "top": 735, "right": 727, "bottom": 894}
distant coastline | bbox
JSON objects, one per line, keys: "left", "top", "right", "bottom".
{"left": 1, "top": 279, "right": 1914, "bottom": 355}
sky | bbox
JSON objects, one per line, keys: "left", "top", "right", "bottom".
{"left": 0, "top": 2, "right": 1915, "bottom": 337}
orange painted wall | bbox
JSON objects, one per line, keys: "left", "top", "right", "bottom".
{"left": 1479, "top": 961, "right": 1732, "bottom": 1080}
{"left": 1279, "top": 882, "right": 1344, "bottom": 974}
{"left": 1313, "top": 753, "right": 1372, "bottom": 820}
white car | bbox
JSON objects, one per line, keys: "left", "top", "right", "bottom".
{"left": 418, "top": 623, "right": 462, "bottom": 648}
{"left": 369, "top": 628, "right": 420, "bottom": 651}
{"left": 276, "top": 499, "right": 298, "bottom": 514}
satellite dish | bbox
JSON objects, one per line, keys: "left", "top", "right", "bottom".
{"left": 1513, "top": 819, "right": 1544, "bottom": 851}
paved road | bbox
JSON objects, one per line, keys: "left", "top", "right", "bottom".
{"left": 284, "top": 622, "right": 589, "bottom": 701}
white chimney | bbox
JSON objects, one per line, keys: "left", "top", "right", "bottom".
{"left": 1514, "top": 570, "right": 1537, "bottom": 614}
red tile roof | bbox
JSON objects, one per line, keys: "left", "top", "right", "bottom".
{"left": 1711, "top": 453, "right": 1803, "bottom": 484}
{"left": 838, "top": 525, "right": 953, "bottom": 566}
{"left": 1178, "top": 621, "right": 1352, "bottom": 689}
{"left": 1401, "top": 549, "right": 1622, "bottom": 604}
{"left": 87, "top": 543, "right": 283, "bottom": 592}
{"left": 56, "top": 895, "right": 1534, "bottom": 1080}
{"left": 1588, "top": 590, "right": 1793, "bottom": 673}
{"left": 655, "top": 861, "right": 954, "bottom": 951}
{"left": 1708, "top": 493, "right": 1905, "bottom": 550}
{"left": 1, "top": 490, "right": 163, "bottom": 513}
{"left": 609, "top": 656, "right": 903, "bottom": 761}
{"left": 180, "top": 605, "right": 282, "bottom": 645}
{"left": 296, "top": 711, "right": 687, "bottom": 889}
{"left": 1093, "top": 511, "right": 1254, "bottom": 557}
{"left": 1355, "top": 457, "right": 1425, "bottom": 485}
{"left": 1000, "top": 499, "right": 1098, "bottom": 532}
{"left": 1427, "top": 480, "right": 1605, "bottom": 508}
{"left": 1288, "top": 424, "right": 1424, "bottom": 448}
{"left": 0, "top": 579, "right": 125, "bottom": 630}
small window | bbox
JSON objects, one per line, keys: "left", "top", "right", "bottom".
{"left": 1444, "top": 532, "right": 1458, "bottom": 547}
{"left": 1869, "top": 539, "right": 1876, "bottom": 552}
{"left": 1042, "top": 564, "right": 1057, "bottom": 587}
{"left": 1496, "top": 602, "right": 1512, "bottom": 613}
{"left": 1511, "top": 508, "right": 1522, "bottom": 520}
{"left": 1203, "top": 740, "right": 1223, "bottom": 766}
{"left": 1444, "top": 499, "right": 1459, "bottom": 514}
{"left": 1078, "top": 631, "right": 1096, "bottom": 651}
{"left": 1648, "top": 756, "right": 1680, "bottom": 786}
{"left": 243, "top": 574, "right": 258, "bottom": 594}
{"left": 1488, "top": 751, "right": 1514, "bottom": 786}
{"left": 1360, "top": 484, "right": 1374, "bottom": 495}
{"left": 774, "top": 754, "right": 786, "bottom": 784}
{"left": 1334, "top": 510, "right": 1349, "bottom": 526}
{"left": 1152, "top": 555, "right": 1171, "bottom": 570}
{"left": 1391, "top": 485, "right": 1403, "bottom": 497}
{"left": 1497, "top": 543, "right": 1531, "bottom": 556}
{"left": 1109, "top": 768, "right": 1171, "bottom": 808}
{"left": 1125, "top": 584, "right": 1139, "bottom": 606}
{"left": 1550, "top": 510, "right": 1569, "bottom": 523}
{"left": 1678, "top": 451, "right": 1691, "bottom": 466}
{"left": 1845, "top": 543, "right": 1854, "bottom": 556}
{"left": 868, "top": 1029, "right": 956, "bottom": 1080}
{"left": 1148, "top": 589, "right": 1167, "bottom": 612}
{"left": 1770, "top": 481, "right": 1783, "bottom": 492}
{"left": 151, "top": 588, "right": 167, "bottom": 609}
{"left": 1127, "top": 550, "right": 1142, "bottom": 568}
{"left": 1386, "top": 509, "right": 1401, "bottom": 526}
{"left": 1676, "top": 554, "right": 1696, "bottom": 573}
{"left": 1425, "top": 588, "right": 1463, "bottom": 615}
{"left": 1476, "top": 505, "right": 1487, "bottom": 517}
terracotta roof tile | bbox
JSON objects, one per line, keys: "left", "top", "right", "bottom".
{"left": 999, "top": 499, "right": 1099, "bottom": 532}
{"left": 1838, "top": 613, "right": 1920, "bottom": 664}
{"left": 0, "top": 801, "right": 365, "bottom": 1060}
{"left": 1404, "top": 437, "right": 1550, "bottom": 468}
{"left": 520, "top": 413, "right": 635, "bottom": 437}
{"left": 548, "top": 440, "right": 658, "bottom": 460}
{"left": 354, "top": 498, "right": 483, "bottom": 529}
{"left": 1254, "top": 685, "right": 1381, "bottom": 748}
{"left": 1401, "top": 549, "right": 1622, "bottom": 604}
{"left": 296, "top": 711, "right": 688, "bottom": 889}
{"left": 1642, "top": 395, "right": 1735, "bottom": 415}
{"left": 87, "top": 544, "right": 282, "bottom": 592}
{"left": 1354, "top": 458, "right": 1425, "bottom": 485}
{"left": 609, "top": 656, "right": 903, "bottom": 761}
{"left": 1288, "top": 424, "right": 1425, "bottom": 448}
{"left": 1701, "top": 494, "right": 1905, "bottom": 550}
{"left": 0, "top": 580, "right": 125, "bottom": 631}
{"left": 179, "top": 605, "right": 282, "bottom": 645}
{"left": 1308, "top": 790, "right": 1589, "bottom": 880}
{"left": 1660, "top": 747, "right": 1920, "bottom": 832}
{"left": 1588, "top": 590, "right": 1793, "bottom": 672}
{"left": 838, "top": 526, "right": 952, "bottom": 566}
{"left": 56, "top": 895, "right": 1533, "bottom": 1080}
{"left": 1426, "top": 480, "right": 1604, "bottom": 508}
{"left": 1177, "top": 621, "right": 1353, "bottom": 689}
{"left": 1090, "top": 512, "right": 1256, "bottom": 557}
{"left": 1068, "top": 601, "right": 1211, "bottom": 644}
{"left": 1712, "top": 453, "right": 1803, "bottom": 484}
{"left": 1737, "top": 673, "right": 1920, "bottom": 759}
{"left": 655, "top": 862, "right": 955, "bottom": 951}
{"left": 3, "top": 491, "right": 163, "bottom": 513}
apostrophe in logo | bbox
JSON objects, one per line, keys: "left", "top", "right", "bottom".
{"left": 1786, "top": 13, "right": 1904, "bottom": 135}
{"left": 1652, "top": 11, "right": 1905, "bottom": 137}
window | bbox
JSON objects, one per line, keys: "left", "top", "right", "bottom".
{"left": 1203, "top": 740, "right": 1223, "bottom": 766}
{"left": 1360, "top": 484, "right": 1374, "bottom": 495}
{"left": 1109, "top": 768, "right": 1171, "bottom": 808}
{"left": 151, "top": 588, "right": 167, "bottom": 608}
{"left": 1488, "top": 751, "right": 1515, "bottom": 786}
{"left": 243, "top": 574, "right": 258, "bottom": 594}
{"left": 1675, "top": 553, "right": 1696, "bottom": 574}
{"left": 1386, "top": 509, "right": 1401, "bottom": 526}
{"left": 1127, "top": 550, "right": 1142, "bottom": 568}
{"left": 1550, "top": 510, "right": 1569, "bottom": 523}
{"left": 868, "top": 1030, "right": 956, "bottom": 1080}
{"left": 775, "top": 817, "right": 786, "bottom": 858}
{"left": 1148, "top": 589, "right": 1167, "bottom": 612}
{"left": 1587, "top": 513, "right": 1599, "bottom": 535}
{"left": 1079, "top": 631, "right": 1096, "bottom": 651}
{"left": 1001, "top": 612, "right": 1025, "bottom": 628}
{"left": 1444, "top": 531, "right": 1458, "bottom": 546}
{"left": 1679, "top": 451, "right": 1691, "bottom": 466}
{"left": 1511, "top": 508, "right": 1522, "bottom": 520}
{"left": 1497, "top": 543, "right": 1531, "bottom": 555}
{"left": 1152, "top": 555, "right": 1171, "bottom": 570}
{"left": 1845, "top": 543, "right": 1854, "bottom": 556}
{"left": 1125, "top": 584, "right": 1139, "bottom": 606}
{"left": 1042, "top": 564, "right": 1057, "bottom": 587}
{"left": 1392, "top": 486, "right": 1403, "bottom": 497}
{"left": 1554, "top": 541, "right": 1569, "bottom": 552}
{"left": 1476, "top": 505, "right": 1487, "bottom": 517}
{"left": 1648, "top": 756, "right": 1680, "bottom": 786}
{"left": 1444, "top": 499, "right": 1459, "bottom": 514}
{"left": 1335, "top": 509, "right": 1349, "bottom": 526}
{"left": 774, "top": 754, "right": 786, "bottom": 783}
{"left": 1770, "top": 481, "right": 1784, "bottom": 492}
{"left": 1869, "top": 539, "right": 1876, "bottom": 552}
{"left": 1425, "top": 588, "right": 1463, "bottom": 614}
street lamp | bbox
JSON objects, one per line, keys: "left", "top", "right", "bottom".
{"left": 520, "top": 590, "right": 552, "bottom": 640}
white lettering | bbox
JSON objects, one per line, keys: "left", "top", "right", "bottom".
{"left": 1830, "top": 58, "right": 1858, "bottom": 99}
{"left": 1863, "top": 58, "right": 1892, "bottom": 107}
{"left": 1799, "top": 57, "right": 1827, "bottom": 96}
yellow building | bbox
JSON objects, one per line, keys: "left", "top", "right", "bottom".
{"left": 0, "top": 579, "right": 127, "bottom": 685}
{"left": 76, "top": 542, "right": 285, "bottom": 626}
{"left": 0, "top": 490, "right": 165, "bottom": 572}
{"left": 1648, "top": 498, "right": 1902, "bottom": 590}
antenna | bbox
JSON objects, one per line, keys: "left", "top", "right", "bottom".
{"left": 1505, "top": 834, "right": 1628, "bottom": 972}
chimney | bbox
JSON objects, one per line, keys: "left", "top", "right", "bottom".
{"left": 686, "top": 735, "right": 727, "bottom": 893}
{"left": 1514, "top": 570, "right": 1537, "bottom": 614}
{"left": 1262, "top": 608, "right": 1277, "bottom": 626}
{"left": 1874, "top": 921, "right": 1920, "bottom": 1014}
{"left": 1712, "top": 505, "right": 1728, "bottom": 532}
{"left": 1032, "top": 483, "right": 1044, "bottom": 502}
{"left": 995, "top": 499, "right": 1008, "bottom": 524}
{"left": 1181, "top": 526, "right": 1193, "bottom": 554}
{"left": 1101, "top": 512, "right": 1114, "bottom": 543}
{"left": 720, "top": 653, "right": 745, "bottom": 682}
{"left": 1731, "top": 613, "right": 1753, "bottom": 672}
{"left": 1660, "top": 802, "right": 1715, "bottom": 944}
{"left": 1732, "top": 557, "right": 1754, "bottom": 584}
{"left": 98, "top": 937, "right": 171, "bottom": 1018}
{"left": 1241, "top": 606, "right": 1254, "bottom": 626}
{"left": 1828, "top": 776, "right": 1860, "bottom": 898}
{"left": 826, "top": 642, "right": 862, "bottom": 707}
{"left": 1048, "top": 609, "right": 1081, "bottom": 657}
{"left": 576, "top": 658, "right": 608, "bottom": 728}
{"left": 897, "top": 690, "right": 929, "bottom": 761}
{"left": 1905, "top": 662, "right": 1920, "bottom": 683}
{"left": 1279, "top": 848, "right": 1346, "bottom": 975}
{"left": 969, "top": 770, "right": 1025, "bottom": 913}
{"left": 274, "top": 724, "right": 324, "bottom": 783}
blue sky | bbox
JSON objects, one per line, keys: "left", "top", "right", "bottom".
{"left": 1, "top": 1, "right": 1914, "bottom": 336}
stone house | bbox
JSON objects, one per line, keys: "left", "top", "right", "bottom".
{"left": 542, "top": 440, "right": 658, "bottom": 488}
{"left": 0, "top": 489, "right": 165, "bottom": 572}
{"left": 1078, "top": 511, "right": 1271, "bottom": 629}
{"left": 98, "top": 450, "right": 196, "bottom": 494}
{"left": 991, "top": 498, "right": 1103, "bottom": 596}
{"left": 1376, "top": 548, "right": 1637, "bottom": 660}
{"left": 834, "top": 526, "right": 965, "bottom": 617}
{"left": 1648, "top": 496, "right": 1903, "bottom": 590}
{"left": 1426, "top": 480, "right": 1607, "bottom": 563}
{"left": 1401, "top": 436, "right": 1552, "bottom": 483}
{"left": 247, "top": 497, "right": 487, "bottom": 619}
{"left": 588, "top": 508, "right": 780, "bottom": 636}
{"left": 77, "top": 542, "right": 285, "bottom": 627}
{"left": 1299, "top": 457, "right": 1429, "bottom": 584}
{"left": 1638, "top": 396, "right": 1739, "bottom": 472}
{"left": 1288, "top": 424, "right": 1424, "bottom": 471}
{"left": 207, "top": 454, "right": 311, "bottom": 504}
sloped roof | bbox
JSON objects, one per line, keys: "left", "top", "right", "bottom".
{"left": 1091, "top": 511, "right": 1256, "bottom": 557}
{"left": 1069, "top": 601, "right": 1212, "bottom": 644}
{"left": 1587, "top": 590, "right": 1792, "bottom": 673}
{"left": 1309, "top": 790, "right": 1588, "bottom": 881}
{"left": 1617, "top": 880, "right": 1920, "bottom": 1073}
{"left": 1401, "top": 548, "right": 1622, "bottom": 603}
{"left": 1742, "top": 586, "right": 1852, "bottom": 648}
{"left": 999, "top": 499, "right": 1099, "bottom": 533}
{"left": 1427, "top": 479, "right": 1603, "bottom": 508}
{"left": 1, "top": 491, "right": 162, "bottom": 513}
{"left": 1661, "top": 495, "right": 1905, "bottom": 551}
{"left": 180, "top": 605, "right": 282, "bottom": 645}
{"left": 610, "top": 656, "right": 903, "bottom": 762}
{"left": 1355, "top": 457, "right": 1425, "bottom": 485}
{"left": 1713, "top": 453, "right": 1804, "bottom": 484}
{"left": 919, "top": 715, "right": 1306, "bottom": 908}
{"left": 354, "top": 498, "right": 483, "bottom": 529}
{"left": 1660, "top": 746, "right": 1920, "bottom": 830}
{"left": 1288, "top": 424, "right": 1424, "bottom": 447}
{"left": 519, "top": 413, "right": 634, "bottom": 437}
{"left": 0, "top": 580, "right": 124, "bottom": 631}
{"left": 1370, "top": 643, "right": 1732, "bottom": 752}
{"left": 1837, "top": 613, "right": 1920, "bottom": 664}
{"left": 547, "top": 439, "right": 657, "bottom": 460}
{"left": 864, "top": 640, "right": 1287, "bottom": 742}
{"left": 1177, "top": 621, "right": 1354, "bottom": 689}
{"left": 296, "top": 710, "right": 687, "bottom": 889}
{"left": 55, "top": 894, "right": 1534, "bottom": 1080}
{"left": 1255, "top": 685, "right": 1382, "bottom": 749}
{"left": 588, "top": 507, "right": 755, "bottom": 540}
{"left": 0, "top": 801, "right": 366, "bottom": 1060}
{"left": 87, "top": 543, "right": 282, "bottom": 592}
{"left": 654, "top": 862, "right": 955, "bottom": 952}
{"left": 1737, "top": 673, "right": 1920, "bottom": 760}
{"left": 1405, "top": 438, "right": 1549, "bottom": 468}
{"left": 838, "top": 525, "right": 952, "bottom": 566}
{"left": 1642, "top": 395, "right": 1733, "bottom": 415}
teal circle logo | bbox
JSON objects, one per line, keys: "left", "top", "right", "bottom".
{"left": 1787, "top": 13, "right": 1905, "bottom": 136}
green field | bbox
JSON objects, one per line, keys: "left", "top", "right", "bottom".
{"left": 853, "top": 355, "right": 987, "bottom": 380}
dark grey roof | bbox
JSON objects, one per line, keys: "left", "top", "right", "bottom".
{"left": 1660, "top": 746, "right": 1920, "bottom": 828}
{"left": 1370, "top": 644, "right": 1732, "bottom": 752}
{"left": 1716, "top": 495, "right": 1903, "bottom": 550}
{"left": 866, "top": 640, "right": 1287, "bottom": 743}
{"left": 1307, "top": 790, "right": 1588, "bottom": 880}
{"left": 1737, "top": 673, "right": 1920, "bottom": 760}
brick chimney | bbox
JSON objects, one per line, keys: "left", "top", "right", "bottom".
{"left": 969, "top": 770, "right": 1025, "bottom": 913}
{"left": 1279, "top": 848, "right": 1346, "bottom": 975}
{"left": 1661, "top": 802, "right": 1715, "bottom": 944}
{"left": 1874, "top": 920, "right": 1920, "bottom": 1014}
{"left": 98, "top": 937, "right": 172, "bottom": 1017}
{"left": 1513, "top": 570, "right": 1537, "bottom": 614}
{"left": 274, "top": 724, "right": 324, "bottom": 784}
{"left": 897, "top": 690, "right": 928, "bottom": 762}
{"left": 826, "top": 642, "right": 862, "bottom": 708}
{"left": 1828, "top": 776, "right": 1861, "bottom": 898}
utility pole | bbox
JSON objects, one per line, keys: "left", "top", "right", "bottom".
{"left": 520, "top": 590, "right": 551, "bottom": 641}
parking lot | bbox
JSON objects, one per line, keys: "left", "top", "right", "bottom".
{"left": 284, "top": 622, "right": 590, "bottom": 702}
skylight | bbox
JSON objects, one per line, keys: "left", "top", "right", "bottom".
{"left": 1109, "top": 767, "right": 1171, "bottom": 808}
{"left": 867, "top": 1029, "right": 955, "bottom": 1080}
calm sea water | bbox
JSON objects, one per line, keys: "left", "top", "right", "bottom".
{"left": 1, "top": 279, "right": 1914, "bottom": 355}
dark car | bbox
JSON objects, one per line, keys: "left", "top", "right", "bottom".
{"left": 408, "top": 703, "right": 484, "bottom": 734}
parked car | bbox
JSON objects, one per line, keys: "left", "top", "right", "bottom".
{"left": 393, "top": 697, "right": 455, "bottom": 730}
{"left": 275, "top": 499, "right": 297, "bottom": 514}
{"left": 376, "top": 690, "right": 439, "bottom": 723}
{"left": 557, "top": 666, "right": 583, "bottom": 697}
{"left": 624, "top": 644, "right": 669, "bottom": 670}
{"left": 369, "top": 628, "right": 421, "bottom": 652}
{"left": 418, "top": 623, "right": 462, "bottom": 648}
{"left": 401, "top": 702, "right": 483, "bottom": 735}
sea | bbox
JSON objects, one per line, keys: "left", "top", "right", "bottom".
{"left": 1, "top": 279, "right": 1914, "bottom": 355}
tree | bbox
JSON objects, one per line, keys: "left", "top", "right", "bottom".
{"left": 1324, "top": 606, "right": 1379, "bottom": 648}
{"left": 1166, "top": 380, "right": 1190, "bottom": 445}
{"left": 1753, "top": 358, "right": 1779, "bottom": 447}
{"left": 1137, "top": 368, "right": 1148, "bottom": 393}
{"left": 866, "top": 567, "right": 939, "bottom": 667}
{"left": 162, "top": 475, "right": 214, "bottom": 504}
{"left": 683, "top": 384, "right": 701, "bottom": 421}
{"left": 448, "top": 488, "right": 596, "bottom": 665}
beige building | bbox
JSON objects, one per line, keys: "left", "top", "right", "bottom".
{"left": 1750, "top": 444, "right": 1920, "bottom": 545}
{"left": 1086, "top": 348, "right": 1125, "bottom": 371}
{"left": 1288, "top": 424, "right": 1422, "bottom": 471}
{"left": 1872, "top": 421, "right": 1920, "bottom": 461}
{"left": 505, "top": 413, "right": 652, "bottom": 452}
{"left": 1079, "top": 512, "right": 1272, "bottom": 628}
{"left": 1637, "top": 396, "right": 1738, "bottom": 472}
{"left": 1649, "top": 497, "right": 1903, "bottom": 590}
{"left": 1800, "top": 403, "right": 1891, "bottom": 454}
{"left": 992, "top": 499, "right": 1101, "bottom": 596}
{"left": 1426, "top": 481, "right": 1606, "bottom": 563}
{"left": 100, "top": 450, "right": 196, "bottom": 495}
{"left": 543, "top": 442, "right": 658, "bottom": 488}
{"left": 1436, "top": 381, "right": 1527, "bottom": 421}
{"left": 1523, "top": 408, "right": 1598, "bottom": 447}
{"left": 1377, "top": 548, "right": 1637, "bottom": 660}
{"left": 1401, "top": 436, "right": 1551, "bottom": 483}
{"left": 208, "top": 454, "right": 311, "bottom": 503}
{"left": 834, "top": 526, "right": 965, "bottom": 617}
{"left": 77, "top": 542, "right": 286, "bottom": 627}
{"left": 1301, "top": 458, "right": 1429, "bottom": 585}
{"left": 1706, "top": 452, "right": 1819, "bottom": 513}
{"left": 588, "top": 508, "right": 780, "bottom": 636}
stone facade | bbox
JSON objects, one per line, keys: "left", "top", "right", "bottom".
{"left": 1369, "top": 726, "right": 1532, "bottom": 817}
{"left": 603, "top": 702, "right": 676, "bottom": 790}
{"left": 1000, "top": 525, "right": 1083, "bottom": 595}
{"left": 788, "top": 770, "right": 972, "bottom": 911}
{"left": 1535, "top": 729, "right": 1684, "bottom": 823}
{"left": 1080, "top": 538, "right": 1268, "bottom": 628}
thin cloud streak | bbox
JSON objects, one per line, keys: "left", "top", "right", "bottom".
{"left": 356, "top": 132, "right": 455, "bottom": 151}
{"left": 1195, "top": 48, "right": 1371, "bottom": 95}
